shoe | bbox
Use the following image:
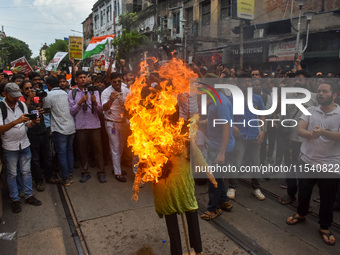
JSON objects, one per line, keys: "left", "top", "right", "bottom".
{"left": 62, "top": 179, "right": 71, "bottom": 187}
{"left": 280, "top": 181, "right": 287, "bottom": 189}
{"left": 227, "top": 188, "right": 236, "bottom": 200}
{"left": 80, "top": 175, "right": 91, "bottom": 183}
{"left": 36, "top": 181, "right": 45, "bottom": 192}
{"left": 69, "top": 175, "right": 74, "bottom": 184}
{"left": 46, "top": 177, "right": 60, "bottom": 184}
{"left": 252, "top": 189, "right": 265, "bottom": 201}
{"left": 25, "top": 196, "right": 42, "bottom": 206}
{"left": 116, "top": 175, "right": 127, "bottom": 182}
{"left": 279, "top": 194, "right": 296, "bottom": 205}
{"left": 313, "top": 197, "right": 320, "bottom": 203}
{"left": 12, "top": 201, "right": 22, "bottom": 213}
{"left": 219, "top": 201, "right": 233, "bottom": 211}
{"left": 98, "top": 175, "right": 107, "bottom": 183}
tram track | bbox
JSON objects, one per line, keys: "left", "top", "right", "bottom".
{"left": 196, "top": 178, "right": 340, "bottom": 255}
{"left": 239, "top": 178, "right": 340, "bottom": 230}
{"left": 56, "top": 182, "right": 89, "bottom": 255}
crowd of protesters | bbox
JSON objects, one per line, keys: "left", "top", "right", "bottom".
{"left": 0, "top": 55, "right": 339, "bottom": 248}
{"left": 190, "top": 60, "right": 340, "bottom": 246}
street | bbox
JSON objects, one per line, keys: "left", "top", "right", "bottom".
{"left": 1, "top": 163, "right": 339, "bottom": 255}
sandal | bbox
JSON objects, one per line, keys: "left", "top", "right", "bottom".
{"left": 279, "top": 195, "right": 296, "bottom": 205}
{"left": 319, "top": 229, "right": 336, "bottom": 246}
{"left": 286, "top": 214, "right": 306, "bottom": 225}
{"left": 201, "top": 209, "right": 222, "bottom": 220}
{"left": 219, "top": 201, "right": 233, "bottom": 211}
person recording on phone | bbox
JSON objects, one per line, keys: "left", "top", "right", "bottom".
{"left": 18, "top": 80, "right": 55, "bottom": 191}
{"left": 0, "top": 83, "right": 42, "bottom": 213}
{"left": 101, "top": 72, "right": 129, "bottom": 182}
{"left": 68, "top": 70, "right": 106, "bottom": 183}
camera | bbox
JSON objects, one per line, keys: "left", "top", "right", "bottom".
{"left": 25, "top": 113, "right": 37, "bottom": 120}
{"left": 43, "top": 108, "right": 51, "bottom": 114}
{"left": 87, "top": 85, "right": 99, "bottom": 92}
{"left": 33, "top": 88, "right": 47, "bottom": 98}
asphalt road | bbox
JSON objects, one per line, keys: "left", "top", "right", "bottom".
{"left": 0, "top": 163, "right": 339, "bottom": 255}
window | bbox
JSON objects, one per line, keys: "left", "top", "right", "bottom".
{"left": 100, "top": 10, "right": 105, "bottom": 26}
{"left": 116, "top": 0, "right": 120, "bottom": 16}
{"left": 133, "top": 0, "right": 142, "bottom": 12}
{"left": 107, "top": 5, "right": 112, "bottom": 22}
{"left": 186, "top": 7, "right": 193, "bottom": 28}
{"left": 94, "top": 14, "right": 99, "bottom": 29}
{"left": 221, "top": 0, "right": 231, "bottom": 19}
{"left": 201, "top": 1, "right": 211, "bottom": 26}
{"left": 172, "top": 12, "right": 180, "bottom": 35}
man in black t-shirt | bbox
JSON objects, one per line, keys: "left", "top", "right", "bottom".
{"left": 19, "top": 80, "right": 56, "bottom": 192}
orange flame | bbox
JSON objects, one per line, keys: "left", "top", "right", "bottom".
{"left": 126, "top": 56, "right": 198, "bottom": 200}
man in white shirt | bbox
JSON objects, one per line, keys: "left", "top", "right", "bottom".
{"left": 101, "top": 72, "right": 129, "bottom": 182}
{"left": 44, "top": 76, "right": 76, "bottom": 187}
{"left": 0, "top": 83, "right": 42, "bottom": 213}
{"left": 286, "top": 81, "right": 340, "bottom": 246}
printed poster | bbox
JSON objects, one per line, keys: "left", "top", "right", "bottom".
{"left": 94, "top": 54, "right": 106, "bottom": 73}
{"left": 69, "top": 36, "right": 83, "bottom": 60}
{"left": 11, "top": 56, "right": 33, "bottom": 76}
{"left": 45, "top": 52, "right": 68, "bottom": 71}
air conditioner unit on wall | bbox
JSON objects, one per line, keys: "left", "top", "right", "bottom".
{"left": 254, "top": 28, "right": 264, "bottom": 38}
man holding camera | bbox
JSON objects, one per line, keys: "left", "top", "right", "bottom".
{"left": 69, "top": 70, "right": 106, "bottom": 183}
{"left": 19, "top": 80, "right": 55, "bottom": 191}
{"left": 0, "top": 83, "right": 42, "bottom": 213}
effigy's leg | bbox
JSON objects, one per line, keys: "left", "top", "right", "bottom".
{"left": 165, "top": 213, "right": 182, "bottom": 255}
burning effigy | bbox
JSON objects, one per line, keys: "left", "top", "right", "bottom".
{"left": 125, "top": 55, "right": 214, "bottom": 255}
{"left": 125, "top": 56, "right": 216, "bottom": 201}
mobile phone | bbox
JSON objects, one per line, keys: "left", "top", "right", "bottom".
{"left": 43, "top": 108, "right": 51, "bottom": 114}
{"left": 26, "top": 114, "right": 37, "bottom": 120}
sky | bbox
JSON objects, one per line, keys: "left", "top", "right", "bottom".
{"left": 0, "top": 0, "right": 96, "bottom": 57}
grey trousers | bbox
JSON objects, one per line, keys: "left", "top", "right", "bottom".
{"left": 229, "top": 138, "right": 261, "bottom": 189}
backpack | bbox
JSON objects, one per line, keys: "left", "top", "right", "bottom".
{"left": 0, "top": 101, "right": 25, "bottom": 123}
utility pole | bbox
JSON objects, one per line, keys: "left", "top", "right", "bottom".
{"left": 239, "top": 19, "right": 244, "bottom": 70}
{"left": 0, "top": 25, "right": 5, "bottom": 69}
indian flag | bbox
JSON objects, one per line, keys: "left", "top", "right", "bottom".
{"left": 83, "top": 35, "right": 115, "bottom": 59}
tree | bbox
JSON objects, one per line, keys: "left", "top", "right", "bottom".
{"left": 112, "top": 30, "right": 150, "bottom": 61}
{"left": 0, "top": 36, "right": 32, "bottom": 64}
{"left": 29, "top": 56, "right": 40, "bottom": 67}
{"left": 118, "top": 12, "right": 138, "bottom": 33}
{"left": 45, "top": 39, "right": 68, "bottom": 62}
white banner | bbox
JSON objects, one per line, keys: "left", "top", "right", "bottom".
{"left": 268, "top": 40, "right": 303, "bottom": 62}
{"left": 45, "top": 52, "right": 68, "bottom": 71}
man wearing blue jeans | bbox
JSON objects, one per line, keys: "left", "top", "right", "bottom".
{"left": 44, "top": 76, "right": 76, "bottom": 186}
{"left": 0, "top": 83, "right": 42, "bottom": 213}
